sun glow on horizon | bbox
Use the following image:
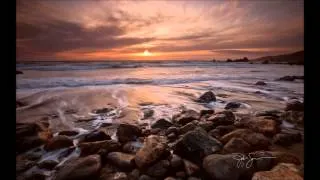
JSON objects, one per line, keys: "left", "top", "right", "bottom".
{"left": 143, "top": 50, "right": 152, "bottom": 56}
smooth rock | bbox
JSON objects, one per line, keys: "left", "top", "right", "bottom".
{"left": 197, "top": 91, "right": 216, "bottom": 103}
{"left": 252, "top": 163, "right": 303, "bottom": 180}
{"left": 225, "top": 102, "right": 241, "bottom": 109}
{"left": 79, "top": 140, "right": 121, "bottom": 156}
{"left": 170, "top": 154, "right": 183, "bottom": 169}
{"left": 179, "top": 122, "right": 197, "bottom": 134}
{"left": 255, "top": 81, "right": 267, "bottom": 86}
{"left": 172, "top": 128, "right": 222, "bottom": 164}
{"left": 208, "top": 125, "right": 235, "bottom": 139}
{"left": 54, "top": 154, "right": 101, "bottom": 180}
{"left": 175, "top": 171, "right": 186, "bottom": 178}
{"left": 151, "top": 119, "right": 173, "bottom": 129}
{"left": 166, "top": 126, "right": 179, "bottom": 135}
{"left": 146, "top": 160, "right": 170, "bottom": 177}
{"left": 44, "top": 135, "right": 73, "bottom": 151}
{"left": 223, "top": 137, "right": 252, "bottom": 153}
{"left": 79, "top": 130, "right": 111, "bottom": 143}
{"left": 285, "top": 100, "right": 304, "bottom": 111}
{"left": 107, "top": 152, "right": 135, "bottom": 170}
{"left": 183, "top": 159, "right": 200, "bottom": 176}
{"left": 117, "top": 123, "right": 142, "bottom": 143}
{"left": 273, "top": 133, "right": 302, "bottom": 146}
{"left": 197, "top": 121, "right": 214, "bottom": 131}
{"left": 37, "top": 159, "right": 58, "bottom": 170}
{"left": 58, "top": 130, "right": 79, "bottom": 136}
{"left": 173, "top": 109, "right": 200, "bottom": 125}
{"left": 200, "top": 109, "right": 215, "bottom": 117}
{"left": 248, "top": 119, "right": 279, "bottom": 136}
{"left": 142, "top": 109, "right": 154, "bottom": 119}
{"left": 135, "top": 135, "right": 169, "bottom": 168}
{"left": 122, "top": 141, "right": 143, "bottom": 154}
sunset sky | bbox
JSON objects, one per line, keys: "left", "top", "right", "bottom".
{"left": 16, "top": 0, "right": 304, "bottom": 61}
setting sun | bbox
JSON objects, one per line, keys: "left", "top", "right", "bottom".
{"left": 143, "top": 50, "right": 152, "bottom": 56}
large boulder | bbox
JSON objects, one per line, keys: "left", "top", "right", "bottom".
{"left": 252, "top": 163, "right": 303, "bottom": 180}
{"left": 135, "top": 135, "right": 169, "bottom": 168}
{"left": 178, "top": 122, "right": 197, "bottom": 135}
{"left": 203, "top": 152, "right": 274, "bottom": 180}
{"left": 285, "top": 100, "right": 304, "bottom": 111}
{"left": 173, "top": 110, "right": 200, "bottom": 125}
{"left": 197, "top": 91, "right": 216, "bottom": 103}
{"left": 106, "top": 152, "right": 135, "bottom": 170}
{"left": 172, "top": 128, "right": 222, "bottom": 164}
{"left": 117, "top": 123, "right": 142, "bottom": 143}
{"left": 44, "top": 135, "right": 73, "bottom": 151}
{"left": 54, "top": 154, "right": 101, "bottom": 180}
{"left": 79, "top": 140, "right": 121, "bottom": 156}
{"left": 151, "top": 119, "right": 173, "bottom": 129}
{"left": 208, "top": 125, "right": 235, "bottom": 139}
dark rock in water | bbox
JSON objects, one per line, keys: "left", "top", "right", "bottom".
{"left": 273, "top": 133, "right": 302, "bottom": 146}
{"left": 16, "top": 159, "right": 35, "bottom": 174}
{"left": 139, "top": 175, "right": 156, "bottom": 180}
{"left": 183, "top": 159, "right": 200, "bottom": 176}
{"left": 223, "top": 137, "right": 252, "bottom": 153}
{"left": 16, "top": 70, "right": 23, "bottom": 74}
{"left": 212, "top": 110, "right": 236, "bottom": 122}
{"left": 179, "top": 122, "right": 197, "bottom": 135}
{"left": 146, "top": 160, "right": 170, "bottom": 177}
{"left": 285, "top": 100, "right": 304, "bottom": 111}
{"left": 200, "top": 109, "right": 214, "bottom": 117}
{"left": 277, "top": 75, "right": 304, "bottom": 81}
{"left": 225, "top": 102, "right": 241, "bottom": 109}
{"left": 197, "top": 91, "right": 216, "bottom": 103}
{"left": 16, "top": 101, "right": 26, "bottom": 108}
{"left": 173, "top": 109, "right": 200, "bottom": 125}
{"left": 248, "top": 119, "right": 279, "bottom": 136}
{"left": 93, "top": 107, "right": 113, "bottom": 114}
{"left": 170, "top": 154, "right": 183, "bottom": 169}
{"left": 207, "top": 112, "right": 235, "bottom": 129}
{"left": 44, "top": 135, "right": 73, "bottom": 151}
{"left": 117, "top": 123, "right": 142, "bottom": 143}
{"left": 107, "top": 152, "right": 135, "bottom": 170}
{"left": 79, "top": 140, "right": 121, "bottom": 157}
{"left": 16, "top": 136, "right": 45, "bottom": 154}
{"left": 54, "top": 154, "right": 101, "bottom": 180}
{"left": 280, "top": 111, "right": 304, "bottom": 125}
{"left": 142, "top": 109, "right": 154, "bottom": 119}
{"left": 151, "top": 119, "right": 173, "bottom": 129}
{"left": 135, "top": 135, "right": 169, "bottom": 168}
{"left": 252, "top": 163, "right": 303, "bottom": 180}
{"left": 16, "top": 123, "right": 41, "bottom": 137}
{"left": 122, "top": 141, "right": 143, "bottom": 154}
{"left": 37, "top": 159, "right": 58, "bottom": 170}
{"left": 255, "top": 81, "right": 267, "bottom": 86}
{"left": 79, "top": 130, "right": 111, "bottom": 143}
{"left": 58, "top": 130, "right": 79, "bottom": 136}
{"left": 172, "top": 128, "right": 222, "bottom": 164}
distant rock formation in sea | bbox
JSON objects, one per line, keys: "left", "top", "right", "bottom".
{"left": 252, "top": 50, "right": 304, "bottom": 65}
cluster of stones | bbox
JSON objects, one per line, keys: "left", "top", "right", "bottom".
{"left": 16, "top": 92, "right": 304, "bottom": 180}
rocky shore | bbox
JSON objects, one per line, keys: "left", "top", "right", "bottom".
{"left": 16, "top": 91, "right": 304, "bottom": 180}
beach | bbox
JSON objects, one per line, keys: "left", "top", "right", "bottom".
{"left": 16, "top": 61, "right": 304, "bottom": 180}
